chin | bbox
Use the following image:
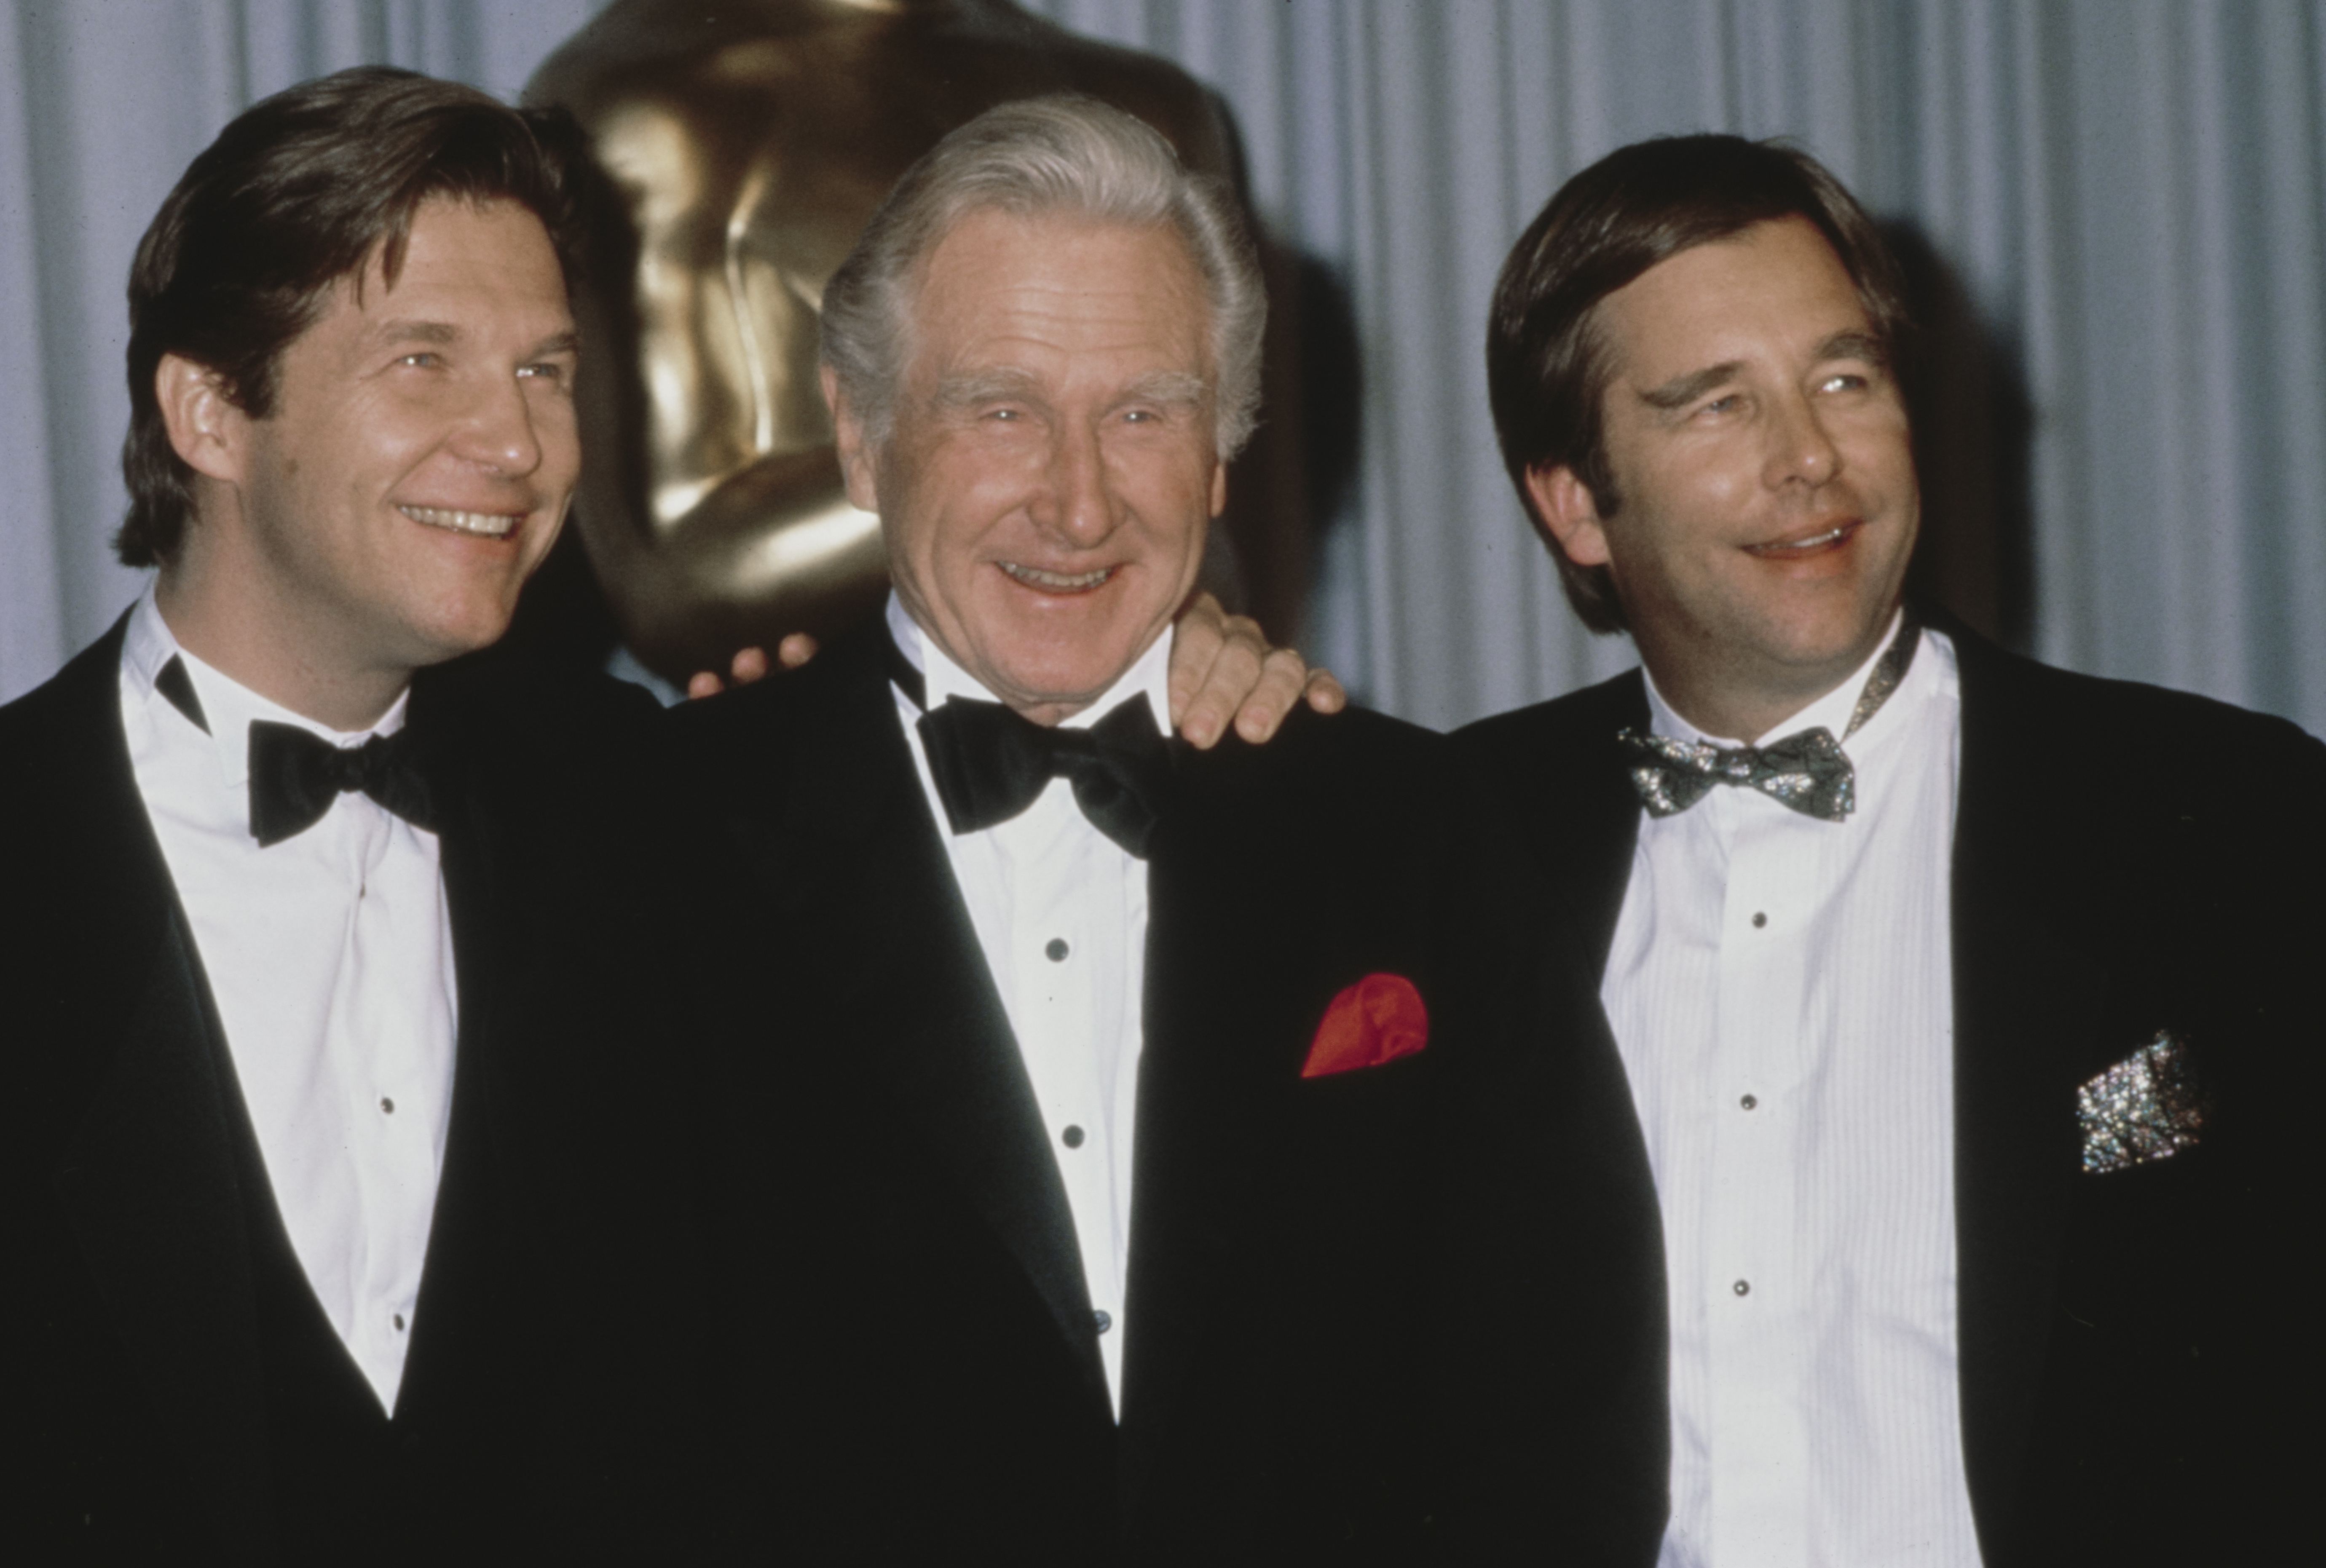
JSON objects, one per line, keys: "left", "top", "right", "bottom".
{"left": 983, "top": 641, "right": 1132, "bottom": 712}
{"left": 409, "top": 597, "right": 522, "bottom": 665}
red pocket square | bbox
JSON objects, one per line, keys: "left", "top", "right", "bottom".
{"left": 1302, "top": 973, "right": 1429, "bottom": 1078}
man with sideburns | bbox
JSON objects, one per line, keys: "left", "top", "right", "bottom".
{"left": 1441, "top": 134, "right": 2323, "bottom": 1564}
{"left": 0, "top": 67, "right": 1321, "bottom": 1560}
{"left": 670, "top": 96, "right": 1449, "bottom": 1561}
{"left": 0, "top": 71, "right": 706, "bottom": 1560}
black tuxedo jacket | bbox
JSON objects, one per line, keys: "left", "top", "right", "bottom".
{"left": 1446, "top": 619, "right": 2326, "bottom": 1565}
{"left": 0, "top": 622, "right": 724, "bottom": 1563}
{"left": 668, "top": 622, "right": 1443, "bottom": 1563}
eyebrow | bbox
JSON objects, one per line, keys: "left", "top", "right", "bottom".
{"left": 1637, "top": 361, "right": 1743, "bottom": 412}
{"left": 377, "top": 319, "right": 460, "bottom": 347}
{"left": 931, "top": 367, "right": 1039, "bottom": 409}
{"left": 1121, "top": 371, "right": 1209, "bottom": 409}
{"left": 1635, "top": 329, "right": 1893, "bottom": 412}
{"left": 1814, "top": 329, "right": 1889, "bottom": 368}
{"left": 372, "top": 321, "right": 580, "bottom": 360}
{"left": 929, "top": 368, "right": 1211, "bottom": 412}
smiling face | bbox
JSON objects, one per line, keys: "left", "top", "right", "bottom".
{"left": 166, "top": 196, "right": 579, "bottom": 722}
{"left": 1529, "top": 216, "right": 1919, "bottom": 741}
{"left": 832, "top": 208, "right": 1224, "bottom": 725}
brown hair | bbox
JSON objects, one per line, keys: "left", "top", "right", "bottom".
{"left": 1486, "top": 134, "right": 1913, "bottom": 632}
{"left": 118, "top": 66, "right": 588, "bottom": 566}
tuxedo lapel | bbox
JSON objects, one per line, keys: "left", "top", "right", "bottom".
{"left": 1548, "top": 676, "right": 1648, "bottom": 988}
{"left": 1465, "top": 672, "right": 1646, "bottom": 995}
{"left": 1115, "top": 786, "right": 1285, "bottom": 1445}
{"left": 383, "top": 701, "right": 507, "bottom": 1430}
{"left": 1944, "top": 629, "right": 2109, "bottom": 1544}
{"left": 38, "top": 625, "right": 276, "bottom": 1554}
{"left": 748, "top": 634, "right": 1106, "bottom": 1402}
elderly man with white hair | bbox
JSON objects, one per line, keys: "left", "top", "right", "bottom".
{"left": 671, "top": 96, "right": 1454, "bottom": 1561}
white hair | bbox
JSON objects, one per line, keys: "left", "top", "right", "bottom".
{"left": 820, "top": 94, "right": 1264, "bottom": 458}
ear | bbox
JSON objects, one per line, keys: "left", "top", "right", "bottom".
{"left": 1523, "top": 463, "right": 1611, "bottom": 568}
{"left": 822, "top": 365, "right": 879, "bottom": 514}
{"left": 1207, "top": 460, "right": 1227, "bottom": 519}
{"left": 155, "top": 353, "right": 247, "bottom": 485}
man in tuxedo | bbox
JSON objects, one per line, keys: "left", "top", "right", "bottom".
{"left": 0, "top": 67, "right": 743, "bottom": 1561}
{"left": 1451, "top": 134, "right": 2323, "bottom": 1564}
{"left": 0, "top": 68, "right": 1317, "bottom": 1561}
{"left": 671, "top": 96, "right": 1448, "bottom": 1561}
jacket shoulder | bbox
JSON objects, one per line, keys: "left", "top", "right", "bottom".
{"left": 1451, "top": 669, "right": 1644, "bottom": 768}
{"left": 1174, "top": 702, "right": 1440, "bottom": 818}
{"left": 0, "top": 619, "right": 129, "bottom": 746}
{"left": 662, "top": 617, "right": 886, "bottom": 766}
{"left": 1953, "top": 630, "right": 2326, "bottom": 808}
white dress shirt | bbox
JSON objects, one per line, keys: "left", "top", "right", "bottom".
{"left": 887, "top": 596, "right": 1163, "bottom": 1416}
{"left": 1602, "top": 615, "right": 1985, "bottom": 1567}
{"left": 119, "top": 587, "right": 458, "bottom": 1414}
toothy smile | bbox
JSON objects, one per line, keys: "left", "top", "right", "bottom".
{"left": 400, "top": 505, "right": 519, "bottom": 539}
{"left": 999, "top": 562, "right": 1116, "bottom": 591}
{"left": 1745, "top": 521, "right": 1859, "bottom": 558}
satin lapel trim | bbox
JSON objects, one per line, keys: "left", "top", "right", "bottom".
{"left": 1945, "top": 632, "right": 2106, "bottom": 1544}
{"left": 1483, "top": 674, "right": 1645, "bottom": 990}
{"left": 1564, "top": 680, "right": 1651, "bottom": 987}
{"left": 389, "top": 760, "right": 501, "bottom": 1427}
{"left": 1114, "top": 804, "right": 1285, "bottom": 1440}
{"left": 46, "top": 630, "right": 276, "bottom": 1553}
{"left": 788, "top": 642, "right": 1106, "bottom": 1399}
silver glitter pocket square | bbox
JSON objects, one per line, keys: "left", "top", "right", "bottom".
{"left": 2076, "top": 1031, "right": 2205, "bottom": 1175}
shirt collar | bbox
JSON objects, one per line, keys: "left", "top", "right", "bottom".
{"left": 885, "top": 591, "right": 1173, "bottom": 737}
{"left": 1643, "top": 606, "right": 1911, "bottom": 751}
{"left": 123, "top": 582, "right": 410, "bottom": 792}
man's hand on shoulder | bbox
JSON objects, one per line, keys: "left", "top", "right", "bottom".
{"left": 684, "top": 634, "right": 819, "bottom": 699}
{"left": 1169, "top": 592, "right": 1346, "bottom": 749}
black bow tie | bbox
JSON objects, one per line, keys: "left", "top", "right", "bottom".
{"left": 916, "top": 694, "right": 1175, "bottom": 858}
{"left": 247, "top": 720, "right": 439, "bottom": 847}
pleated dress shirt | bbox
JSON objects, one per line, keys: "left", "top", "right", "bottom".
{"left": 119, "top": 588, "right": 457, "bottom": 1413}
{"left": 888, "top": 596, "right": 1166, "bottom": 1416}
{"left": 1603, "top": 615, "right": 1985, "bottom": 1567}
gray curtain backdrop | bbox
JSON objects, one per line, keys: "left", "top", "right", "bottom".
{"left": 4, "top": 0, "right": 2321, "bottom": 738}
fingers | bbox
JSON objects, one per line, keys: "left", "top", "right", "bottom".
{"left": 1228, "top": 646, "right": 1314, "bottom": 744}
{"left": 684, "top": 638, "right": 790, "bottom": 701}
{"left": 1166, "top": 591, "right": 1231, "bottom": 726}
{"left": 1176, "top": 612, "right": 1268, "bottom": 750}
{"left": 729, "top": 645, "right": 772, "bottom": 686}
{"left": 1165, "top": 591, "right": 1338, "bottom": 748}
{"left": 1302, "top": 665, "right": 1347, "bottom": 714}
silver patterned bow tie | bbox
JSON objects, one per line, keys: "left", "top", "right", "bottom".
{"left": 1617, "top": 615, "right": 1920, "bottom": 822}
{"left": 1618, "top": 725, "right": 1857, "bottom": 819}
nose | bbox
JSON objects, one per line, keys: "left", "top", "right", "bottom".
{"left": 452, "top": 371, "right": 547, "bottom": 479}
{"left": 1762, "top": 389, "right": 1841, "bottom": 491}
{"left": 1031, "top": 417, "right": 1121, "bottom": 546}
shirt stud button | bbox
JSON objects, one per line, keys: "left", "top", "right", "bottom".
{"left": 393, "top": 1313, "right": 406, "bottom": 1331}
{"left": 1093, "top": 1310, "right": 1112, "bottom": 1334}
{"left": 1740, "top": 1094, "right": 1757, "bottom": 1110}
{"left": 1733, "top": 1279, "right": 1751, "bottom": 1297}
{"left": 1045, "top": 938, "right": 1069, "bottom": 962}
{"left": 1751, "top": 912, "right": 1768, "bottom": 928}
{"left": 1062, "top": 1125, "right": 1085, "bottom": 1149}
{"left": 380, "top": 1097, "right": 395, "bottom": 1114}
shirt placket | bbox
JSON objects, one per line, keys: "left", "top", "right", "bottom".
{"left": 1706, "top": 792, "right": 1814, "bottom": 1565}
{"left": 338, "top": 798, "right": 437, "bottom": 1406}
{"left": 1007, "top": 786, "right": 1126, "bottom": 1405}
